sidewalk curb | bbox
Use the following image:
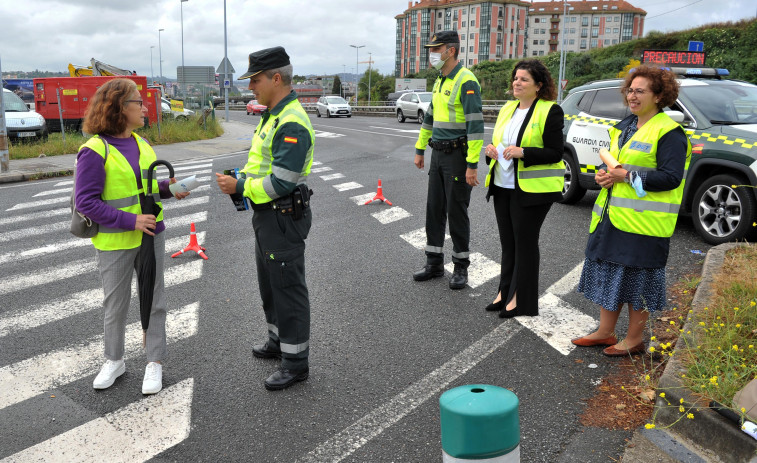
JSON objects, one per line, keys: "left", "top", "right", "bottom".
{"left": 655, "top": 242, "right": 757, "bottom": 463}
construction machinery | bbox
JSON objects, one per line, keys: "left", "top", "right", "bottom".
{"left": 67, "top": 58, "right": 135, "bottom": 77}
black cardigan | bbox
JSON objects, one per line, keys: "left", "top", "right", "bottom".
{"left": 486, "top": 99, "right": 565, "bottom": 207}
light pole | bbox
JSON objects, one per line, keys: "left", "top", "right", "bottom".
{"left": 158, "top": 28, "right": 164, "bottom": 85}
{"left": 349, "top": 44, "right": 364, "bottom": 103}
{"left": 557, "top": 0, "right": 570, "bottom": 103}
{"left": 341, "top": 64, "right": 346, "bottom": 98}
{"left": 223, "top": 0, "right": 229, "bottom": 121}
{"left": 180, "top": 0, "right": 188, "bottom": 102}
{"left": 150, "top": 46, "right": 155, "bottom": 83}
{"left": 367, "top": 52, "right": 372, "bottom": 105}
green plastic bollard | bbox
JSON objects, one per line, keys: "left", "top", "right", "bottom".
{"left": 440, "top": 384, "right": 520, "bottom": 462}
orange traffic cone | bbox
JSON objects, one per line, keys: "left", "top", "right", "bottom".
{"left": 171, "top": 222, "right": 208, "bottom": 260}
{"left": 365, "top": 179, "right": 393, "bottom": 206}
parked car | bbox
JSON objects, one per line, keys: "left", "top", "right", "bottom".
{"left": 246, "top": 99, "right": 266, "bottom": 115}
{"left": 161, "top": 97, "right": 194, "bottom": 119}
{"left": 2, "top": 88, "right": 47, "bottom": 142}
{"left": 316, "top": 96, "right": 351, "bottom": 118}
{"left": 560, "top": 68, "right": 757, "bottom": 244}
{"left": 396, "top": 91, "right": 432, "bottom": 123}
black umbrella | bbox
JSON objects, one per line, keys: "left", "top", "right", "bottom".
{"left": 137, "top": 160, "right": 174, "bottom": 343}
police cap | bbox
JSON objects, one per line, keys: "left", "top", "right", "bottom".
{"left": 424, "top": 31, "right": 460, "bottom": 47}
{"left": 239, "top": 46, "right": 291, "bottom": 80}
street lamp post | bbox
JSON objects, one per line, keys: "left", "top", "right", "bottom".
{"left": 349, "top": 44, "right": 364, "bottom": 103}
{"left": 341, "top": 64, "right": 346, "bottom": 98}
{"left": 180, "top": 0, "right": 188, "bottom": 102}
{"left": 367, "top": 52, "right": 372, "bottom": 105}
{"left": 150, "top": 46, "right": 155, "bottom": 83}
{"left": 158, "top": 28, "right": 164, "bottom": 85}
{"left": 557, "top": 0, "right": 570, "bottom": 103}
{"left": 223, "top": 0, "right": 229, "bottom": 122}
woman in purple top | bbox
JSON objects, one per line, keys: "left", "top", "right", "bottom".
{"left": 75, "top": 78, "right": 188, "bottom": 395}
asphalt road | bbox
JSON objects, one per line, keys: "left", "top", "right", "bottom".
{"left": 0, "top": 113, "right": 710, "bottom": 462}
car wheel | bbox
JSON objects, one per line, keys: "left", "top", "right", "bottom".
{"left": 417, "top": 110, "right": 424, "bottom": 124}
{"left": 559, "top": 151, "right": 587, "bottom": 204}
{"left": 246, "top": 111, "right": 250, "bottom": 115}
{"left": 316, "top": 109, "right": 321, "bottom": 118}
{"left": 397, "top": 109, "right": 405, "bottom": 123}
{"left": 347, "top": 114, "right": 351, "bottom": 118}
{"left": 326, "top": 110, "right": 332, "bottom": 118}
{"left": 691, "top": 174, "right": 757, "bottom": 245}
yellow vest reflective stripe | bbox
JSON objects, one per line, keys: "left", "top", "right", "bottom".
{"left": 484, "top": 99, "right": 565, "bottom": 192}
{"left": 589, "top": 112, "right": 692, "bottom": 238}
{"left": 431, "top": 68, "right": 478, "bottom": 130}
{"left": 242, "top": 98, "right": 314, "bottom": 203}
{"left": 81, "top": 134, "right": 162, "bottom": 251}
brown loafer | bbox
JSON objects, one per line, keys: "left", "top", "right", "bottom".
{"left": 571, "top": 335, "right": 618, "bottom": 347}
{"left": 603, "top": 342, "right": 646, "bottom": 357}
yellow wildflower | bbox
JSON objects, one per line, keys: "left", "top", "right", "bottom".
{"left": 649, "top": 347, "right": 656, "bottom": 353}
{"left": 679, "top": 405, "right": 685, "bottom": 413}
{"left": 645, "top": 423, "right": 655, "bottom": 429}
{"left": 659, "top": 392, "right": 666, "bottom": 398}
{"left": 687, "top": 413, "right": 694, "bottom": 419}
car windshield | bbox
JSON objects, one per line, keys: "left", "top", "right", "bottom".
{"left": 2, "top": 91, "right": 29, "bottom": 112}
{"left": 327, "top": 97, "right": 347, "bottom": 104}
{"left": 680, "top": 83, "right": 757, "bottom": 124}
{"left": 419, "top": 93, "right": 432, "bottom": 103}
{"left": 250, "top": 100, "right": 260, "bottom": 105}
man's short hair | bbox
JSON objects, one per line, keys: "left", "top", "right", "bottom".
{"left": 264, "top": 64, "right": 293, "bottom": 85}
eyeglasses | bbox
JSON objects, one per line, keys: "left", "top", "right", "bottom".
{"left": 126, "top": 100, "right": 144, "bottom": 107}
{"left": 624, "top": 88, "right": 648, "bottom": 96}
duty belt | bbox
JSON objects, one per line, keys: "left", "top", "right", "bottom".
{"left": 428, "top": 137, "right": 467, "bottom": 153}
{"left": 250, "top": 184, "right": 313, "bottom": 220}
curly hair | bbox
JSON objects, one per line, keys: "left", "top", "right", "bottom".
{"left": 621, "top": 65, "right": 679, "bottom": 109}
{"left": 511, "top": 59, "right": 557, "bottom": 101}
{"left": 82, "top": 78, "right": 137, "bottom": 135}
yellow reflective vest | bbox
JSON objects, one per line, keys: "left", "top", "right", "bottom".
{"left": 241, "top": 98, "right": 314, "bottom": 204}
{"left": 485, "top": 99, "right": 565, "bottom": 192}
{"left": 81, "top": 134, "right": 163, "bottom": 251}
{"left": 590, "top": 112, "right": 692, "bottom": 238}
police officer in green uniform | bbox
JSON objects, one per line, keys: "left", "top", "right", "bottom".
{"left": 413, "top": 31, "right": 484, "bottom": 289}
{"left": 216, "top": 47, "right": 314, "bottom": 391}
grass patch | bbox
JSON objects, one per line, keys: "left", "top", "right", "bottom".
{"left": 9, "top": 114, "right": 223, "bottom": 159}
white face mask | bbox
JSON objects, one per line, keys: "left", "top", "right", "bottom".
{"left": 429, "top": 49, "right": 448, "bottom": 70}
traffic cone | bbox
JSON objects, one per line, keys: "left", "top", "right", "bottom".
{"left": 365, "top": 179, "right": 393, "bottom": 206}
{"left": 171, "top": 222, "right": 208, "bottom": 260}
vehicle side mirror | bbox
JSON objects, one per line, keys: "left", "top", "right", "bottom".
{"left": 664, "top": 110, "right": 685, "bottom": 124}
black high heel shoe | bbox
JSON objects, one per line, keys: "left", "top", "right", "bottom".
{"left": 485, "top": 300, "right": 505, "bottom": 312}
{"left": 499, "top": 306, "right": 520, "bottom": 319}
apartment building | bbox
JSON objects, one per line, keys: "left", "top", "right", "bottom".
{"left": 527, "top": 0, "right": 646, "bottom": 57}
{"left": 395, "top": 0, "right": 531, "bottom": 77}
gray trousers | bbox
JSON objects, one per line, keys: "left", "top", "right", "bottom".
{"left": 96, "top": 232, "right": 167, "bottom": 362}
{"left": 425, "top": 147, "right": 472, "bottom": 268}
{"left": 252, "top": 207, "right": 311, "bottom": 371}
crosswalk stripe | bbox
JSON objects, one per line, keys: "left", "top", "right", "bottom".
{"left": 310, "top": 167, "right": 333, "bottom": 173}
{"left": 0, "top": 260, "right": 98, "bottom": 296}
{"left": 0, "top": 302, "right": 199, "bottom": 410}
{"left": 399, "top": 227, "right": 450, "bottom": 250}
{"left": 163, "top": 195, "right": 209, "bottom": 210}
{"left": 6, "top": 196, "right": 68, "bottom": 211}
{"left": 371, "top": 207, "right": 411, "bottom": 224}
{"left": 333, "top": 182, "right": 363, "bottom": 192}
{"left": 517, "top": 293, "right": 598, "bottom": 356}
{"left": 444, "top": 252, "right": 499, "bottom": 289}
{"left": 33, "top": 187, "right": 71, "bottom": 197}
{"left": 173, "top": 162, "right": 212, "bottom": 171}
{"left": 0, "top": 257, "right": 204, "bottom": 338}
{"left": 311, "top": 161, "right": 322, "bottom": 166}
{"left": 546, "top": 261, "right": 584, "bottom": 297}
{"left": 320, "top": 173, "right": 345, "bottom": 181}
{"left": 0, "top": 220, "right": 68, "bottom": 243}
{"left": 4, "top": 379, "right": 194, "bottom": 463}
{"left": 350, "top": 192, "right": 377, "bottom": 205}
{"left": 54, "top": 180, "right": 74, "bottom": 187}
{"left": 0, "top": 207, "right": 68, "bottom": 226}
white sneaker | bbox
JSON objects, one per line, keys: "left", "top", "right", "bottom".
{"left": 142, "top": 362, "right": 163, "bottom": 395}
{"left": 93, "top": 359, "right": 125, "bottom": 389}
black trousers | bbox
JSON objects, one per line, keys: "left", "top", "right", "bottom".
{"left": 425, "top": 147, "right": 473, "bottom": 268}
{"left": 252, "top": 206, "right": 312, "bottom": 371}
{"left": 491, "top": 185, "right": 552, "bottom": 316}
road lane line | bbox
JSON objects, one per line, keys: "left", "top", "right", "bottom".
{"left": 0, "top": 302, "right": 199, "bottom": 410}
{"left": 310, "top": 124, "right": 417, "bottom": 140}
{"left": 371, "top": 207, "right": 412, "bottom": 224}
{"left": 444, "top": 252, "right": 499, "bottom": 289}
{"left": 298, "top": 322, "right": 524, "bottom": 463}
{"left": 333, "top": 182, "right": 363, "bottom": 192}
{"left": 320, "top": 173, "right": 345, "bottom": 181}
{"left": 0, "top": 257, "right": 204, "bottom": 338}
{"left": 3, "top": 379, "right": 193, "bottom": 462}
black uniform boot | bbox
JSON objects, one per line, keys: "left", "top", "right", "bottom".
{"left": 449, "top": 265, "right": 468, "bottom": 289}
{"left": 413, "top": 264, "right": 445, "bottom": 281}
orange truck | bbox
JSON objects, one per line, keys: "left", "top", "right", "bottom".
{"left": 33, "top": 75, "right": 162, "bottom": 132}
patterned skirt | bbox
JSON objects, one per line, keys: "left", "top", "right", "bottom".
{"left": 577, "top": 257, "right": 667, "bottom": 313}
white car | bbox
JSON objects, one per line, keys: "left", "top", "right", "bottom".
{"left": 2, "top": 88, "right": 47, "bottom": 142}
{"left": 161, "top": 97, "right": 194, "bottom": 119}
{"left": 316, "top": 96, "right": 351, "bottom": 118}
{"left": 396, "top": 91, "right": 432, "bottom": 123}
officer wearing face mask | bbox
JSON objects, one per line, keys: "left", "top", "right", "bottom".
{"left": 413, "top": 30, "right": 484, "bottom": 290}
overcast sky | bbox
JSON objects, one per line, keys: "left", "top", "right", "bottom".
{"left": 1, "top": 0, "right": 754, "bottom": 80}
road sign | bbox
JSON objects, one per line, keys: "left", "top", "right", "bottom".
{"left": 561, "top": 79, "right": 568, "bottom": 90}
{"left": 688, "top": 41, "right": 704, "bottom": 52}
{"left": 177, "top": 66, "right": 215, "bottom": 84}
{"left": 216, "top": 57, "right": 235, "bottom": 74}
{"left": 223, "top": 80, "right": 231, "bottom": 89}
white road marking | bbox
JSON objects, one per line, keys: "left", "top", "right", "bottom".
{"left": 163, "top": 195, "right": 210, "bottom": 210}
{"left": 6, "top": 196, "right": 69, "bottom": 211}
{"left": 173, "top": 162, "right": 212, "bottom": 171}
{"left": 314, "top": 130, "right": 346, "bottom": 138}
{"left": 0, "top": 260, "right": 98, "bottom": 296}
{"left": 54, "top": 180, "right": 74, "bottom": 187}
{"left": 371, "top": 207, "right": 412, "bottom": 224}
{"left": 0, "top": 220, "right": 68, "bottom": 243}
{"left": 33, "top": 187, "right": 72, "bottom": 197}
{"left": 298, "top": 322, "right": 524, "bottom": 463}
{"left": 311, "top": 124, "right": 417, "bottom": 140}
{"left": 369, "top": 126, "right": 421, "bottom": 134}
{"left": 444, "top": 252, "right": 499, "bottom": 289}
{"left": 0, "top": 207, "right": 68, "bottom": 226}
{"left": 546, "top": 261, "right": 584, "bottom": 297}
{"left": 333, "top": 182, "right": 363, "bottom": 192}
{"left": 518, "top": 292, "right": 598, "bottom": 356}
{"left": 165, "top": 211, "right": 208, "bottom": 229}
{"left": 399, "top": 227, "right": 449, "bottom": 250}
{"left": 0, "top": 257, "right": 204, "bottom": 338}
{"left": 320, "top": 173, "right": 345, "bottom": 181}
{"left": 0, "top": 302, "right": 199, "bottom": 410}
{"left": 310, "top": 166, "right": 333, "bottom": 173}
{"left": 312, "top": 161, "right": 322, "bottom": 166}
{"left": 3, "top": 378, "right": 193, "bottom": 463}
{"left": 350, "top": 192, "right": 378, "bottom": 205}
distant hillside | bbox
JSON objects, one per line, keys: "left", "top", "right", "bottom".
{"left": 2, "top": 70, "right": 69, "bottom": 78}
{"left": 471, "top": 18, "right": 757, "bottom": 100}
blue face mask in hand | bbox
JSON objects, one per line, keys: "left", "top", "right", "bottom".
{"left": 629, "top": 172, "right": 646, "bottom": 197}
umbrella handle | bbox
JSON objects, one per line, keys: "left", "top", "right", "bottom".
{"left": 146, "top": 160, "right": 175, "bottom": 195}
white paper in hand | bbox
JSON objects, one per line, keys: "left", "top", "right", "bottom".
{"left": 169, "top": 175, "right": 201, "bottom": 195}
{"left": 496, "top": 143, "right": 513, "bottom": 169}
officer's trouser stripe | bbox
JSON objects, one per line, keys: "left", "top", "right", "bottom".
{"left": 280, "top": 341, "right": 309, "bottom": 354}
{"left": 426, "top": 245, "right": 443, "bottom": 254}
{"left": 267, "top": 323, "right": 279, "bottom": 336}
{"left": 451, "top": 251, "right": 470, "bottom": 259}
